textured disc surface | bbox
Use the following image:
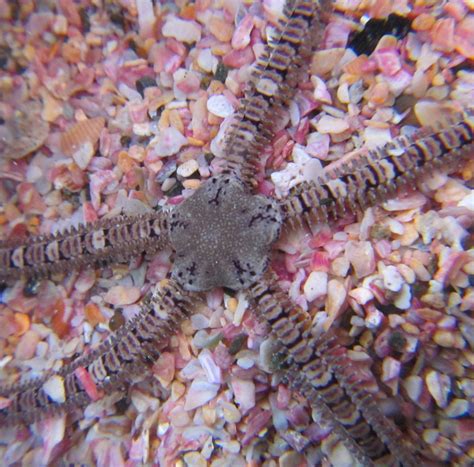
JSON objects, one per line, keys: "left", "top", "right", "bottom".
{"left": 169, "top": 176, "right": 282, "bottom": 292}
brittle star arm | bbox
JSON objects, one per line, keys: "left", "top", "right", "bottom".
{"left": 247, "top": 275, "right": 419, "bottom": 467}
{"left": 221, "top": 0, "right": 333, "bottom": 188}
{"left": 281, "top": 113, "right": 474, "bottom": 231}
{"left": 0, "top": 210, "right": 170, "bottom": 283}
{"left": 0, "top": 280, "right": 192, "bottom": 426}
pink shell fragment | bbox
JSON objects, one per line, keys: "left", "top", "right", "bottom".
{"left": 152, "top": 127, "right": 188, "bottom": 157}
{"left": 324, "top": 279, "right": 347, "bottom": 331}
{"left": 40, "top": 416, "right": 66, "bottom": 464}
{"left": 104, "top": 286, "right": 141, "bottom": 306}
{"left": 137, "top": 0, "right": 156, "bottom": 38}
{"left": 153, "top": 352, "right": 175, "bottom": 387}
{"left": 454, "top": 419, "right": 474, "bottom": 443}
{"left": 345, "top": 241, "right": 375, "bottom": 278}
{"left": 434, "top": 251, "right": 469, "bottom": 285}
{"left": 232, "top": 14, "right": 254, "bottom": 49}
{"left": 74, "top": 367, "right": 103, "bottom": 401}
{"left": 383, "top": 68, "right": 413, "bottom": 96}
{"left": 222, "top": 46, "right": 255, "bottom": 68}
{"left": 383, "top": 193, "right": 427, "bottom": 211}
{"left": 374, "top": 48, "right": 402, "bottom": 76}
{"left": 231, "top": 377, "right": 255, "bottom": 413}
{"left": 74, "top": 270, "right": 96, "bottom": 293}
{"left": 15, "top": 330, "right": 40, "bottom": 360}
{"left": 455, "top": 15, "right": 474, "bottom": 59}
{"left": 0, "top": 397, "right": 12, "bottom": 410}
{"left": 174, "top": 69, "right": 201, "bottom": 97}
{"left": 431, "top": 18, "right": 456, "bottom": 53}
{"left": 241, "top": 408, "right": 272, "bottom": 446}
{"left": 17, "top": 182, "right": 47, "bottom": 214}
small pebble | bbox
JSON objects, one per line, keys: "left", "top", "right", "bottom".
{"left": 414, "top": 100, "right": 453, "bottom": 127}
{"left": 381, "top": 356, "right": 401, "bottom": 382}
{"left": 169, "top": 406, "right": 191, "bottom": 427}
{"left": 423, "top": 429, "right": 440, "bottom": 444}
{"left": 177, "top": 159, "right": 199, "bottom": 178}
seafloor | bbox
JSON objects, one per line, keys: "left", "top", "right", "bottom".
{"left": 0, "top": 0, "right": 473, "bottom": 465}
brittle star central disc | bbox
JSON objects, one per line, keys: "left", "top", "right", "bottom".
{"left": 169, "top": 176, "right": 282, "bottom": 292}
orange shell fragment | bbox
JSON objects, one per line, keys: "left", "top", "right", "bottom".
{"left": 60, "top": 116, "right": 105, "bottom": 156}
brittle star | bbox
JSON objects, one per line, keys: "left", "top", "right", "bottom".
{"left": 0, "top": 1, "right": 473, "bottom": 466}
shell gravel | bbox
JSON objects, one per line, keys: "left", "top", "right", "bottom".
{"left": 0, "top": 0, "right": 473, "bottom": 466}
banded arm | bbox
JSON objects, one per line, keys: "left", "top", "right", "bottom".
{"left": 282, "top": 113, "right": 474, "bottom": 231}
{"left": 0, "top": 280, "right": 192, "bottom": 426}
{"left": 0, "top": 211, "right": 170, "bottom": 283}
{"left": 222, "top": 0, "right": 332, "bottom": 187}
{"left": 248, "top": 276, "right": 419, "bottom": 467}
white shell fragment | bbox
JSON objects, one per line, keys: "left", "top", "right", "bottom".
{"left": 72, "top": 142, "right": 94, "bottom": 170}
{"left": 177, "top": 159, "right": 199, "bottom": 178}
{"left": 207, "top": 95, "right": 234, "bottom": 118}
{"left": 42, "top": 375, "right": 66, "bottom": 403}
{"left": 394, "top": 283, "right": 412, "bottom": 310}
{"left": 426, "top": 370, "right": 451, "bottom": 408}
{"left": 162, "top": 16, "right": 202, "bottom": 43}
{"left": 316, "top": 115, "right": 349, "bottom": 134}
{"left": 231, "top": 377, "right": 255, "bottom": 412}
{"left": 151, "top": 127, "right": 188, "bottom": 157}
{"left": 184, "top": 380, "right": 219, "bottom": 411}
{"left": 303, "top": 271, "right": 328, "bottom": 301}
{"left": 197, "top": 48, "right": 218, "bottom": 73}
{"left": 382, "top": 265, "right": 404, "bottom": 292}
